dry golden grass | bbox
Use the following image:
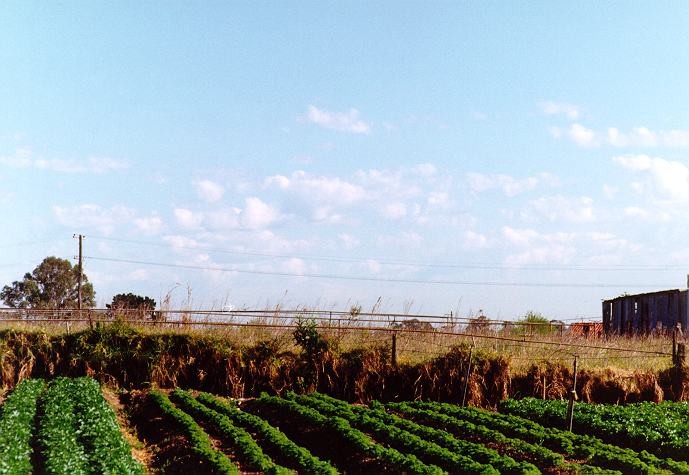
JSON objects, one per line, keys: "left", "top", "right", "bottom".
{"left": 0, "top": 317, "right": 677, "bottom": 373}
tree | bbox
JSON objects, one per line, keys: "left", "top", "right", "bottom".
{"left": 515, "top": 311, "right": 553, "bottom": 336}
{"left": 107, "top": 293, "right": 156, "bottom": 311}
{"left": 107, "top": 293, "right": 157, "bottom": 319}
{"left": 0, "top": 256, "right": 95, "bottom": 309}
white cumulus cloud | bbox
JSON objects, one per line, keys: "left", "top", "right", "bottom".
{"left": 0, "top": 149, "right": 128, "bottom": 173}
{"left": 265, "top": 171, "right": 366, "bottom": 204}
{"left": 567, "top": 123, "right": 600, "bottom": 148}
{"left": 134, "top": 216, "right": 163, "bottom": 235}
{"left": 52, "top": 204, "right": 134, "bottom": 235}
{"left": 240, "top": 197, "right": 281, "bottom": 229}
{"left": 174, "top": 208, "right": 203, "bottom": 229}
{"left": 539, "top": 101, "right": 581, "bottom": 120}
{"left": 467, "top": 172, "right": 558, "bottom": 197}
{"left": 194, "top": 179, "right": 225, "bottom": 203}
{"left": 553, "top": 124, "right": 689, "bottom": 149}
{"left": 529, "top": 196, "right": 595, "bottom": 223}
{"left": 304, "top": 105, "right": 371, "bottom": 134}
{"left": 613, "top": 154, "right": 689, "bottom": 201}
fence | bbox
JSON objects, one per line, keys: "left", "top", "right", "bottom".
{"left": 0, "top": 307, "right": 677, "bottom": 371}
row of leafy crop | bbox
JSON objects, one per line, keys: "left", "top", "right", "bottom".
{"left": 252, "top": 392, "right": 448, "bottom": 474}
{"left": 0, "top": 377, "right": 143, "bottom": 475}
{"left": 287, "top": 391, "right": 537, "bottom": 475}
{"left": 243, "top": 391, "right": 680, "bottom": 474}
{"left": 149, "top": 389, "right": 338, "bottom": 474}
{"left": 500, "top": 397, "right": 689, "bottom": 462}
{"left": 399, "top": 400, "right": 689, "bottom": 475}
{"left": 0, "top": 379, "right": 45, "bottom": 474}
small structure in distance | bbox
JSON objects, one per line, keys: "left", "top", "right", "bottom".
{"left": 602, "top": 278, "right": 689, "bottom": 335}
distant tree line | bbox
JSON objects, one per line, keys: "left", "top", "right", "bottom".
{"left": 1, "top": 256, "right": 155, "bottom": 314}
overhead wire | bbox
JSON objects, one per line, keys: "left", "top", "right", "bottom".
{"left": 83, "top": 255, "right": 677, "bottom": 289}
{"left": 86, "top": 235, "right": 688, "bottom": 272}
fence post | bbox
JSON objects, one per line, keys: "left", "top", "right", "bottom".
{"left": 678, "top": 343, "right": 686, "bottom": 367}
{"left": 461, "top": 345, "right": 474, "bottom": 407}
{"left": 391, "top": 332, "right": 398, "bottom": 369}
{"left": 565, "top": 355, "right": 578, "bottom": 432}
{"left": 673, "top": 326, "right": 678, "bottom": 365}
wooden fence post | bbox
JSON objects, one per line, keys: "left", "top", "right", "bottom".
{"left": 677, "top": 342, "right": 686, "bottom": 367}
{"left": 565, "top": 356, "right": 578, "bottom": 432}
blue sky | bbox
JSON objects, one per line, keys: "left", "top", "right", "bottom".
{"left": 1, "top": 2, "right": 689, "bottom": 319}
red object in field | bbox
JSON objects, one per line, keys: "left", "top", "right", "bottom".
{"left": 569, "top": 322, "right": 603, "bottom": 338}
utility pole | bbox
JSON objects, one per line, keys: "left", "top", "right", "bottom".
{"left": 73, "top": 234, "right": 84, "bottom": 310}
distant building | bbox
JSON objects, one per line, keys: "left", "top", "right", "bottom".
{"left": 569, "top": 322, "right": 603, "bottom": 338}
{"left": 602, "top": 287, "right": 688, "bottom": 335}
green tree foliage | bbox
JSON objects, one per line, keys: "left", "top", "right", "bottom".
{"left": 107, "top": 293, "right": 156, "bottom": 311}
{"left": 516, "top": 311, "right": 555, "bottom": 336}
{"left": 0, "top": 256, "right": 95, "bottom": 309}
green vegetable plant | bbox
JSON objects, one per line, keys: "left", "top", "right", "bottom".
{"left": 254, "top": 392, "right": 443, "bottom": 475}
{"left": 289, "top": 392, "right": 499, "bottom": 475}
{"left": 196, "top": 391, "right": 338, "bottom": 475}
{"left": 0, "top": 379, "right": 46, "bottom": 474}
{"left": 149, "top": 390, "right": 239, "bottom": 475}
{"left": 170, "top": 389, "right": 290, "bottom": 475}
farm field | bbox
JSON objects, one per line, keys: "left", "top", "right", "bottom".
{"left": 4, "top": 375, "right": 689, "bottom": 474}
{"left": 0, "top": 377, "right": 143, "bottom": 475}
{"left": 500, "top": 398, "right": 689, "bottom": 462}
{"left": 130, "top": 389, "right": 689, "bottom": 474}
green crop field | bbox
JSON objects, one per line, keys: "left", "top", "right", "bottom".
{"left": 4, "top": 377, "right": 689, "bottom": 474}
{"left": 0, "top": 377, "right": 143, "bottom": 475}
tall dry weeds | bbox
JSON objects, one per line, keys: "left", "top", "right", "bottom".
{"left": 0, "top": 322, "right": 685, "bottom": 405}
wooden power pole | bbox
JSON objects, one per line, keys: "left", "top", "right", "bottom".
{"left": 74, "top": 234, "right": 84, "bottom": 310}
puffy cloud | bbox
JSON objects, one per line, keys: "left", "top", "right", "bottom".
{"left": 623, "top": 206, "right": 650, "bottom": 219}
{"left": 52, "top": 204, "right": 134, "bottom": 235}
{"left": 87, "top": 157, "right": 130, "bottom": 173}
{"left": 193, "top": 179, "right": 224, "bottom": 203}
{"left": 380, "top": 202, "right": 407, "bottom": 219}
{"left": 204, "top": 207, "right": 241, "bottom": 229}
{"left": 553, "top": 124, "right": 689, "bottom": 148}
{"left": 304, "top": 105, "right": 371, "bottom": 134}
{"left": 500, "top": 226, "right": 640, "bottom": 267}
{"left": 602, "top": 184, "right": 618, "bottom": 199}
{"left": 174, "top": 208, "right": 202, "bottom": 228}
{"left": 427, "top": 191, "right": 451, "bottom": 208}
{"left": 1, "top": 149, "right": 128, "bottom": 173}
{"left": 613, "top": 154, "right": 689, "bottom": 201}
{"left": 339, "top": 233, "right": 360, "bottom": 250}
{"left": 281, "top": 258, "right": 308, "bottom": 276}
{"left": 134, "top": 216, "right": 163, "bottom": 235}
{"left": 163, "top": 235, "right": 199, "bottom": 250}
{"left": 529, "top": 196, "right": 595, "bottom": 223}
{"left": 501, "top": 226, "right": 540, "bottom": 247}
{"left": 171, "top": 197, "right": 282, "bottom": 232}
{"left": 567, "top": 123, "right": 600, "bottom": 148}
{"left": 467, "top": 172, "right": 558, "bottom": 197}
{"left": 463, "top": 230, "right": 489, "bottom": 249}
{"left": 265, "top": 171, "right": 366, "bottom": 204}
{"left": 504, "top": 246, "right": 575, "bottom": 267}
{"left": 539, "top": 101, "right": 581, "bottom": 120}
{"left": 240, "top": 197, "right": 281, "bottom": 229}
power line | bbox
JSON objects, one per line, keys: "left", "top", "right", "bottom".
{"left": 87, "top": 235, "right": 689, "bottom": 272}
{"left": 83, "top": 255, "right": 677, "bottom": 289}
